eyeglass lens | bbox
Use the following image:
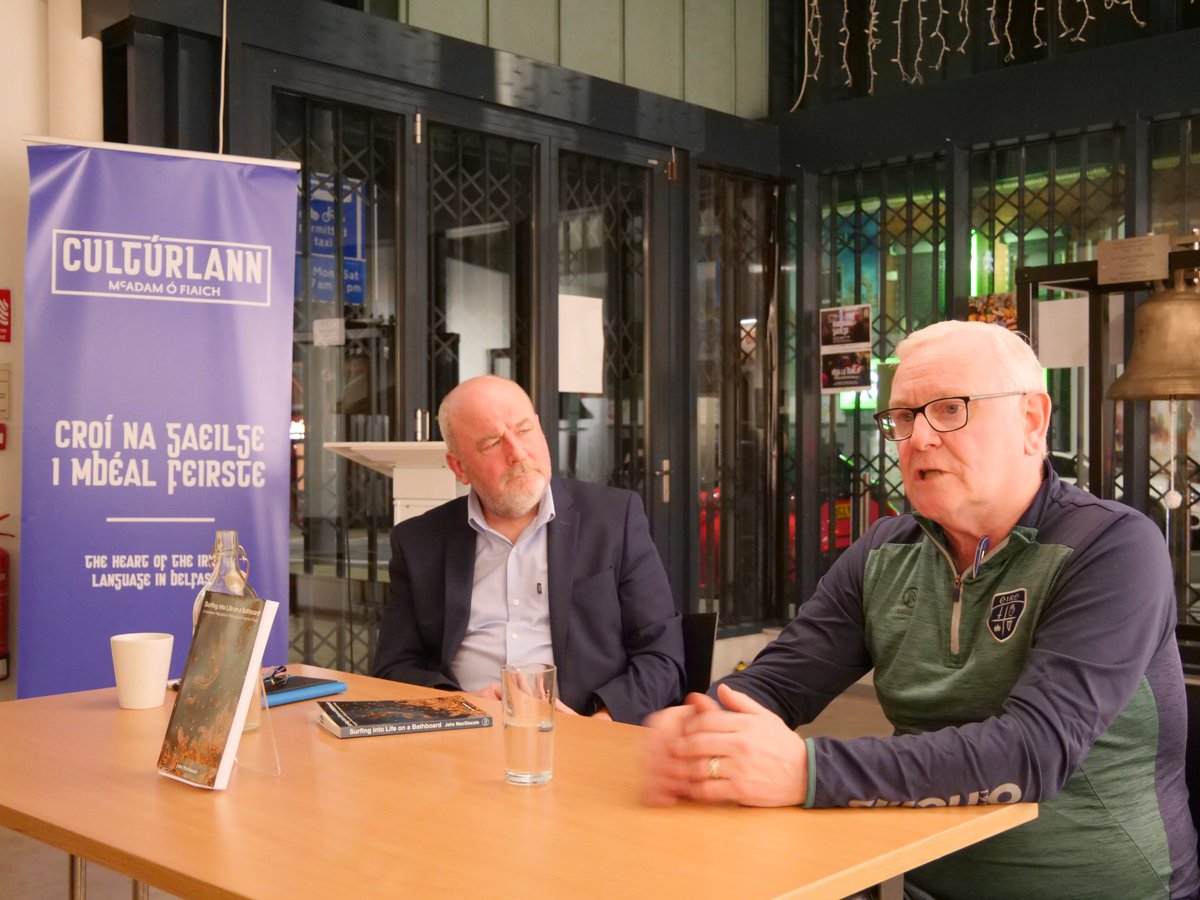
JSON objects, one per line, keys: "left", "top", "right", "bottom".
{"left": 881, "top": 398, "right": 969, "bottom": 439}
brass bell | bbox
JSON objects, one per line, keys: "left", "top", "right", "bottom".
{"left": 1108, "top": 269, "right": 1200, "bottom": 400}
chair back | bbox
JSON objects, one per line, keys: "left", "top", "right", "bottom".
{"left": 681, "top": 611, "right": 718, "bottom": 695}
{"left": 1186, "top": 678, "right": 1200, "bottom": 857}
{"left": 1179, "top": 624, "right": 1200, "bottom": 679}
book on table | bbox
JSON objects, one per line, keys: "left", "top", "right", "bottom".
{"left": 157, "top": 591, "right": 279, "bottom": 790}
{"left": 317, "top": 696, "right": 493, "bottom": 739}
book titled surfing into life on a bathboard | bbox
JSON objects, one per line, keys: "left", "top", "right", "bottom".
{"left": 316, "top": 696, "right": 493, "bottom": 739}
{"left": 157, "top": 592, "right": 279, "bottom": 790}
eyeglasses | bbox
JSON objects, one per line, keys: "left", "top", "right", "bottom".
{"left": 873, "top": 391, "right": 1027, "bottom": 442}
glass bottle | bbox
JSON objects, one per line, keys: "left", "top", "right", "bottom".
{"left": 193, "top": 529, "right": 265, "bottom": 733}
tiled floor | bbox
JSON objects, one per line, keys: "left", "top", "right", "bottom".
{"left": 0, "top": 833, "right": 180, "bottom": 900}
{"left": 795, "top": 680, "right": 892, "bottom": 742}
{"left": 0, "top": 682, "right": 891, "bottom": 899}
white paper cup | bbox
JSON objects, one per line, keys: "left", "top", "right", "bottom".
{"left": 110, "top": 632, "right": 174, "bottom": 709}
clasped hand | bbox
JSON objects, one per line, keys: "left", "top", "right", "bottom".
{"left": 472, "top": 682, "right": 578, "bottom": 715}
{"left": 642, "top": 684, "right": 808, "bottom": 808}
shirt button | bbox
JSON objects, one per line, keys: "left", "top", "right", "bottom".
{"left": 512, "top": 598, "right": 520, "bottom": 605}
{"left": 511, "top": 633, "right": 518, "bottom": 640}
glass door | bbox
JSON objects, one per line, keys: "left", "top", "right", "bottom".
{"left": 419, "top": 122, "right": 537, "bottom": 431}
{"left": 273, "top": 89, "right": 405, "bottom": 670}
{"left": 555, "top": 151, "right": 649, "bottom": 495}
{"left": 551, "top": 143, "right": 681, "bottom": 604}
{"left": 696, "top": 170, "right": 778, "bottom": 631}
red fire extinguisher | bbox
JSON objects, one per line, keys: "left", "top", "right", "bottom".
{"left": 0, "top": 513, "right": 11, "bottom": 681}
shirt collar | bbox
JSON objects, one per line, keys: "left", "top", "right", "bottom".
{"left": 466, "top": 480, "right": 556, "bottom": 540}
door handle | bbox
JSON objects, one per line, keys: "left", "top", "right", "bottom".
{"left": 654, "top": 459, "right": 671, "bottom": 504}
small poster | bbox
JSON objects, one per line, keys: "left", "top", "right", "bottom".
{"left": 968, "top": 292, "right": 1019, "bottom": 331}
{"left": 821, "top": 350, "right": 872, "bottom": 393}
{"left": 820, "top": 303, "right": 872, "bottom": 394}
{"left": 820, "top": 304, "right": 872, "bottom": 351}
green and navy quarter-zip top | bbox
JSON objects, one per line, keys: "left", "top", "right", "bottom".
{"left": 720, "top": 461, "right": 1199, "bottom": 899}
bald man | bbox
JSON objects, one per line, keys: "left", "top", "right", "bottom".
{"left": 373, "top": 376, "right": 685, "bottom": 725}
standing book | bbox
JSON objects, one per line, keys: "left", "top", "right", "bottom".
{"left": 157, "top": 591, "right": 279, "bottom": 790}
{"left": 317, "top": 696, "right": 493, "bottom": 738}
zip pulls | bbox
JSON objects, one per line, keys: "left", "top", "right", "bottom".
{"left": 972, "top": 536, "right": 990, "bottom": 580}
{"left": 950, "top": 573, "right": 965, "bottom": 657}
{"left": 919, "top": 524, "right": 992, "bottom": 657}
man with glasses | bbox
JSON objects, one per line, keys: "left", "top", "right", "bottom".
{"left": 644, "top": 321, "right": 1198, "bottom": 899}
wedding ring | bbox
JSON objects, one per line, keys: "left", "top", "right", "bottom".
{"left": 707, "top": 756, "right": 721, "bottom": 780}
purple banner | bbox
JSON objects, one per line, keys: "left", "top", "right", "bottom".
{"left": 19, "top": 143, "right": 298, "bottom": 698}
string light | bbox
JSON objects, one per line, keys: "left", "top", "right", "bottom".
{"left": 789, "top": 0, "right": 825, "bottom": 112}
{"left": 1073, "top": 0, "right": 1095, "bottom": 42}
{"left": 866, "top": 0, "right": 882, "bottom": 94}
{"left": 1003, "top": 0, "right": 1015, "bottom": 60}
{"left": 1107, "top": 0, "right": 1146, "bottom": 27}
{"left": 789, "top": 0, "right": 1158, "bottom": 101}
{"left": 790, "top": 0, "right": 811, "bottom": 112}
{"left": 893, "top": 0, "right": 911, "bottom": 83}
{"left": 840, "top": 1, "right": 853, "bottom": 87}
{"left": 914, "top": 0, "right": 929, "bottom": 83}
{"left": 811, "top": 0, "right": 825, "bottom": 80}
{"left": 933, "top": 0, "right": 950, "bottom": 69}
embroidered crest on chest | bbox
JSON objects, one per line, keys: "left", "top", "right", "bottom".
{"left": 987, "top": 588, "right": 1027, "bottom": 643}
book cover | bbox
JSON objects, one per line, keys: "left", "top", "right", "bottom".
{"left": 157, "top": 592, "right": 279, "bottom": 790}
{"left": 264, "top": 674, "right": 347, "bottom": 707}
{"left": 316, "top": 696, "right": 493, "bottom": 739}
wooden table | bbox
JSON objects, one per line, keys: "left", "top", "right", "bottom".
{"left": 0, "top": 666, "right": 1036, "bottom": 899}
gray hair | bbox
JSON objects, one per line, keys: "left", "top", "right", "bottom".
{"left": 437, "top": 391, "right": 461, "bottom": 454}
{"left": 896, "top": 320, "right": 1045, "bottom": 394}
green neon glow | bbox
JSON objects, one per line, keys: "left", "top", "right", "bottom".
{"left": 970, "top": 229, "right": 979, "bottom": 297}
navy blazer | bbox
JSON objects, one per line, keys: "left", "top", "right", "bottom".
{"left": 372, "top": 478, "right": 686, "bottom": 724}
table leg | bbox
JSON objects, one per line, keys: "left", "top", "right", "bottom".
{"left": 132, "top": 880, "right": 150, "bottom": 899}
{"left": 877, "top": 874, "right": 903, "bottom": 900}
{"left": 68, "top": 854, "right": 86, "bottom": 899}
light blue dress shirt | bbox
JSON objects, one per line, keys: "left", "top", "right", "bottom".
{"left": 449, "top": 486, "right": 556, "bottom": 691}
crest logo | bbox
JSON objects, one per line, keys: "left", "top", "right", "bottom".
{"left": 987, "top": 588, "right": 1026, "bottom": 643}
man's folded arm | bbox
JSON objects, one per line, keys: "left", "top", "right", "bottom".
{"left": 803, "top": 514, "right": 1172, "bottom": 808}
